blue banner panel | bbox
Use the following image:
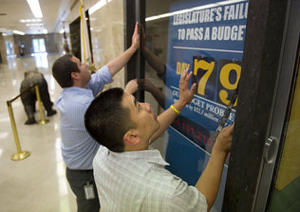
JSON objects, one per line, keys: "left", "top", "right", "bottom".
{"left": 166, "top": 127, "right": 228, "bottom": 212}
{"left": 165, "top": 0, "right": 248, "bottom": 210}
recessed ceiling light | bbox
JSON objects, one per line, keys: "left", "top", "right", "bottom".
{"left": 13, "top": 30, "right": 25, "bottom": 35}
{"left": 26, "top": 23, "right": 43, "bottom": 26}
{"left": 26, "top": 0, "right": 43, "bottom": 18}
{"left": 20, "top": 19, "right": 42, "bottom": 23}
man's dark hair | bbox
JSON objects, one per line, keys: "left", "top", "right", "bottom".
{"left": 84, "top": 88, "right": 136, "bottom": 152}
{"left": 52, "top": 54, "right": 79, "bottom": 88}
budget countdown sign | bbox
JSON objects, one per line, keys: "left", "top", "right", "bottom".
{"left": 165, "top": 0, "right": 248, "bottom": 153}
{"left": 165, "top": 0, "right": 248, "bottom": 210}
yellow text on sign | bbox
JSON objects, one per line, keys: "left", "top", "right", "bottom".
{"left": 219, "top": 63, "right": 241, "bottom": 106}
{"left": 176, "top": 62, "right": 190, "bottom": 75}
{"left": 193, "top": 59, "right": 215, "bottom": 96}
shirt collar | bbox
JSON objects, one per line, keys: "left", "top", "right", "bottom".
{"left": 63, "top": 86, "right": 91, "bottom": 93}
{"left": 104, "top": 147, "right": 169, "bottom": 166}
{"left": 58, "top": 86, "right": 93, "bottom": 101}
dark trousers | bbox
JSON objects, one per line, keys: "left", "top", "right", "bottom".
{"left": 66, "top": 168, "right": 100, "bottom": 212}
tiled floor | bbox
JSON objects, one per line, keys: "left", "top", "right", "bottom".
{"left": 0, "top": 53, "right": 165, "bottom": 212}
{"left": 0, "top": 53, "right": 76, "bottom": 212}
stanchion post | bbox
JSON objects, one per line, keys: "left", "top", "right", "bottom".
{"left": 35, "top": 84, "right": 49, "bottom": 125}
{"left": 6, "top": 101, "right": 30, "bottom": 161}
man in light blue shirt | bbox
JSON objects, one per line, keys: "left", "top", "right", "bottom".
{"left": 52, "top": 23, "right": 140, "bottom": 212}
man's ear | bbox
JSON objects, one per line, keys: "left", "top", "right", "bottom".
{"left": 71, "top": 71, "right": 80, "bottom": 80}
{"left": 123, "top": 130, "right": 141, "bottom": 145}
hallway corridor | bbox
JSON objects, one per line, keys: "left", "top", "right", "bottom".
{"left": 0, "top": 53, "right": 76, "bottom": 212}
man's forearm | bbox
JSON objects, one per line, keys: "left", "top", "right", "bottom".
{"left": 107, "top": 46, "right": 138, "bottom": 77}
{"left": 150, "top": 99, "right": 187, "bottom": 143}
{"left": 150, "top": 70, "right": 195, "bottom": 142}
{"left": 142, "top": 47, "right": 166, "bottom": 75}
{"left": 195, "top": 149, "right": 228, "bottom": 211}
{"left": 147, "top": 86, "right": 165, "bottom": 109}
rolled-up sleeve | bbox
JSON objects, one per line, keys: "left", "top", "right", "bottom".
{"left": 88, "top": 65, "right": 113, "bottom": 96}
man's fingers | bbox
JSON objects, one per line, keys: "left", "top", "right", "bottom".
{"left": 180, "top": 69, "right": 190, "bottom": 85}
{"left": 186, "top": 71, "right": 193, "bottom": 81}
{"left": 135, "top": 22, "right": 139, "bottom": 32}
{"left": 222, "top": 123, "right": 235, "bottom": 136}
{"left": 190, "top": 83, "right": 197, "bottom": 94}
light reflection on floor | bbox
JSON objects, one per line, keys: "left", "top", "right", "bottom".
{"left": 0, "top": 53, "right": 76, "bottom": 212}
{"left": 31, "top": 52, "right": 49, "bottom": 69}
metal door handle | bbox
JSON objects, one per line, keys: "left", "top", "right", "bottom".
{"left": 263, "top": 137, "right": 277, "bottom": 164}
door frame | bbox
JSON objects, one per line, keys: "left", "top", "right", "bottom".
{"left": 223, "top": 0, "right": 300, "bottom": 211}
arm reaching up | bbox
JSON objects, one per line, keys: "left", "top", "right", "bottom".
{"left": 124, "top": 79, "right": 138, "bottom": 94}
{"left": 141, "top": 24, "right": 166, "bottom": 76}
{"left": 150, "top": 69, "right": 196, "bottom": 142}
{"left": 195, "top": 124, "right": 234, "bottom": 211}
{"left": 139, "top": 79, "right": 165, "bottom": 109}
{"left": 107, "top": 23, "right": 140, "bottom": 77}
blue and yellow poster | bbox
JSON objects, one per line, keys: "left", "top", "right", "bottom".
{"left": 164, "top": 0, "right": 248, "bottom": 210}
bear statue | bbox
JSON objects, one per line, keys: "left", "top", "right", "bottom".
{"left": 20, "top": 69, "right": 57, "bottom": 125}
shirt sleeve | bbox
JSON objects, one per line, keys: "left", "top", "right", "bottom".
{"left": 143, "top": 168, "right": 208, "bottom": 212}
{"left": 168, "top": 178, "right": 208, "bottom": 212}
{"left": 87, "top": 65, "right": 113, "bottom": 96}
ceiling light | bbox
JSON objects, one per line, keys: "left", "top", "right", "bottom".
{"left": 13, "top": 30, "right": 25, "bottom": 35}
{"left": 26, "top": 23, "right": 43, "bottom": 26}
{"left": 20, "top": 19, "right": 42, "bottom": 23}
{"left": 145, "top": 0, "right": 247, "bottom": 22}
{"left": 27, "top": 0, "right": 43, "bottom": 18}
{"left": 89, "top": 0, "right": 107, "bottom": 15}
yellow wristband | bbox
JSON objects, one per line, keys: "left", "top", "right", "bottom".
{"left": 170, "top": 104, "right": 180, "bottom": 115}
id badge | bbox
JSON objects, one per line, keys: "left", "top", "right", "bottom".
{"left": 84, "top": 183, "right": 95, "bottom": 200}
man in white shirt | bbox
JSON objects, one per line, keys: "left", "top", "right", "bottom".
{"left": 85, "top": 69, "right": 234, "bottom": 212}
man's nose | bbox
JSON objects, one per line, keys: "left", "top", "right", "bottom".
{"left": 142, "top": 102, "right": 151, "bottom": 112}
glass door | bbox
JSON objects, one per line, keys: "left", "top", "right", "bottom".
{"left": 32, "top": 38, "right": 46, "bottom": 53}
{"left": 254, "top": 1, "right": 300, "bottom": 210}
{"left": 144, "top": 1, "right": 248, "bottom": 211}
{"left": 267, "top": 46, "right": 300, "bottom": 211}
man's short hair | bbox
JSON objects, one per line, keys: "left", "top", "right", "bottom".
{"left": 84, "top": 88, "right": 136, "bottom": 152}
{"left": 52, "top": 54, "right": 79, "bottom": 88}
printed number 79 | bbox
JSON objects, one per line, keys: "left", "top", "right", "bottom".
{"left": 193, "top": 59, "right": 241, "bottom": 105}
